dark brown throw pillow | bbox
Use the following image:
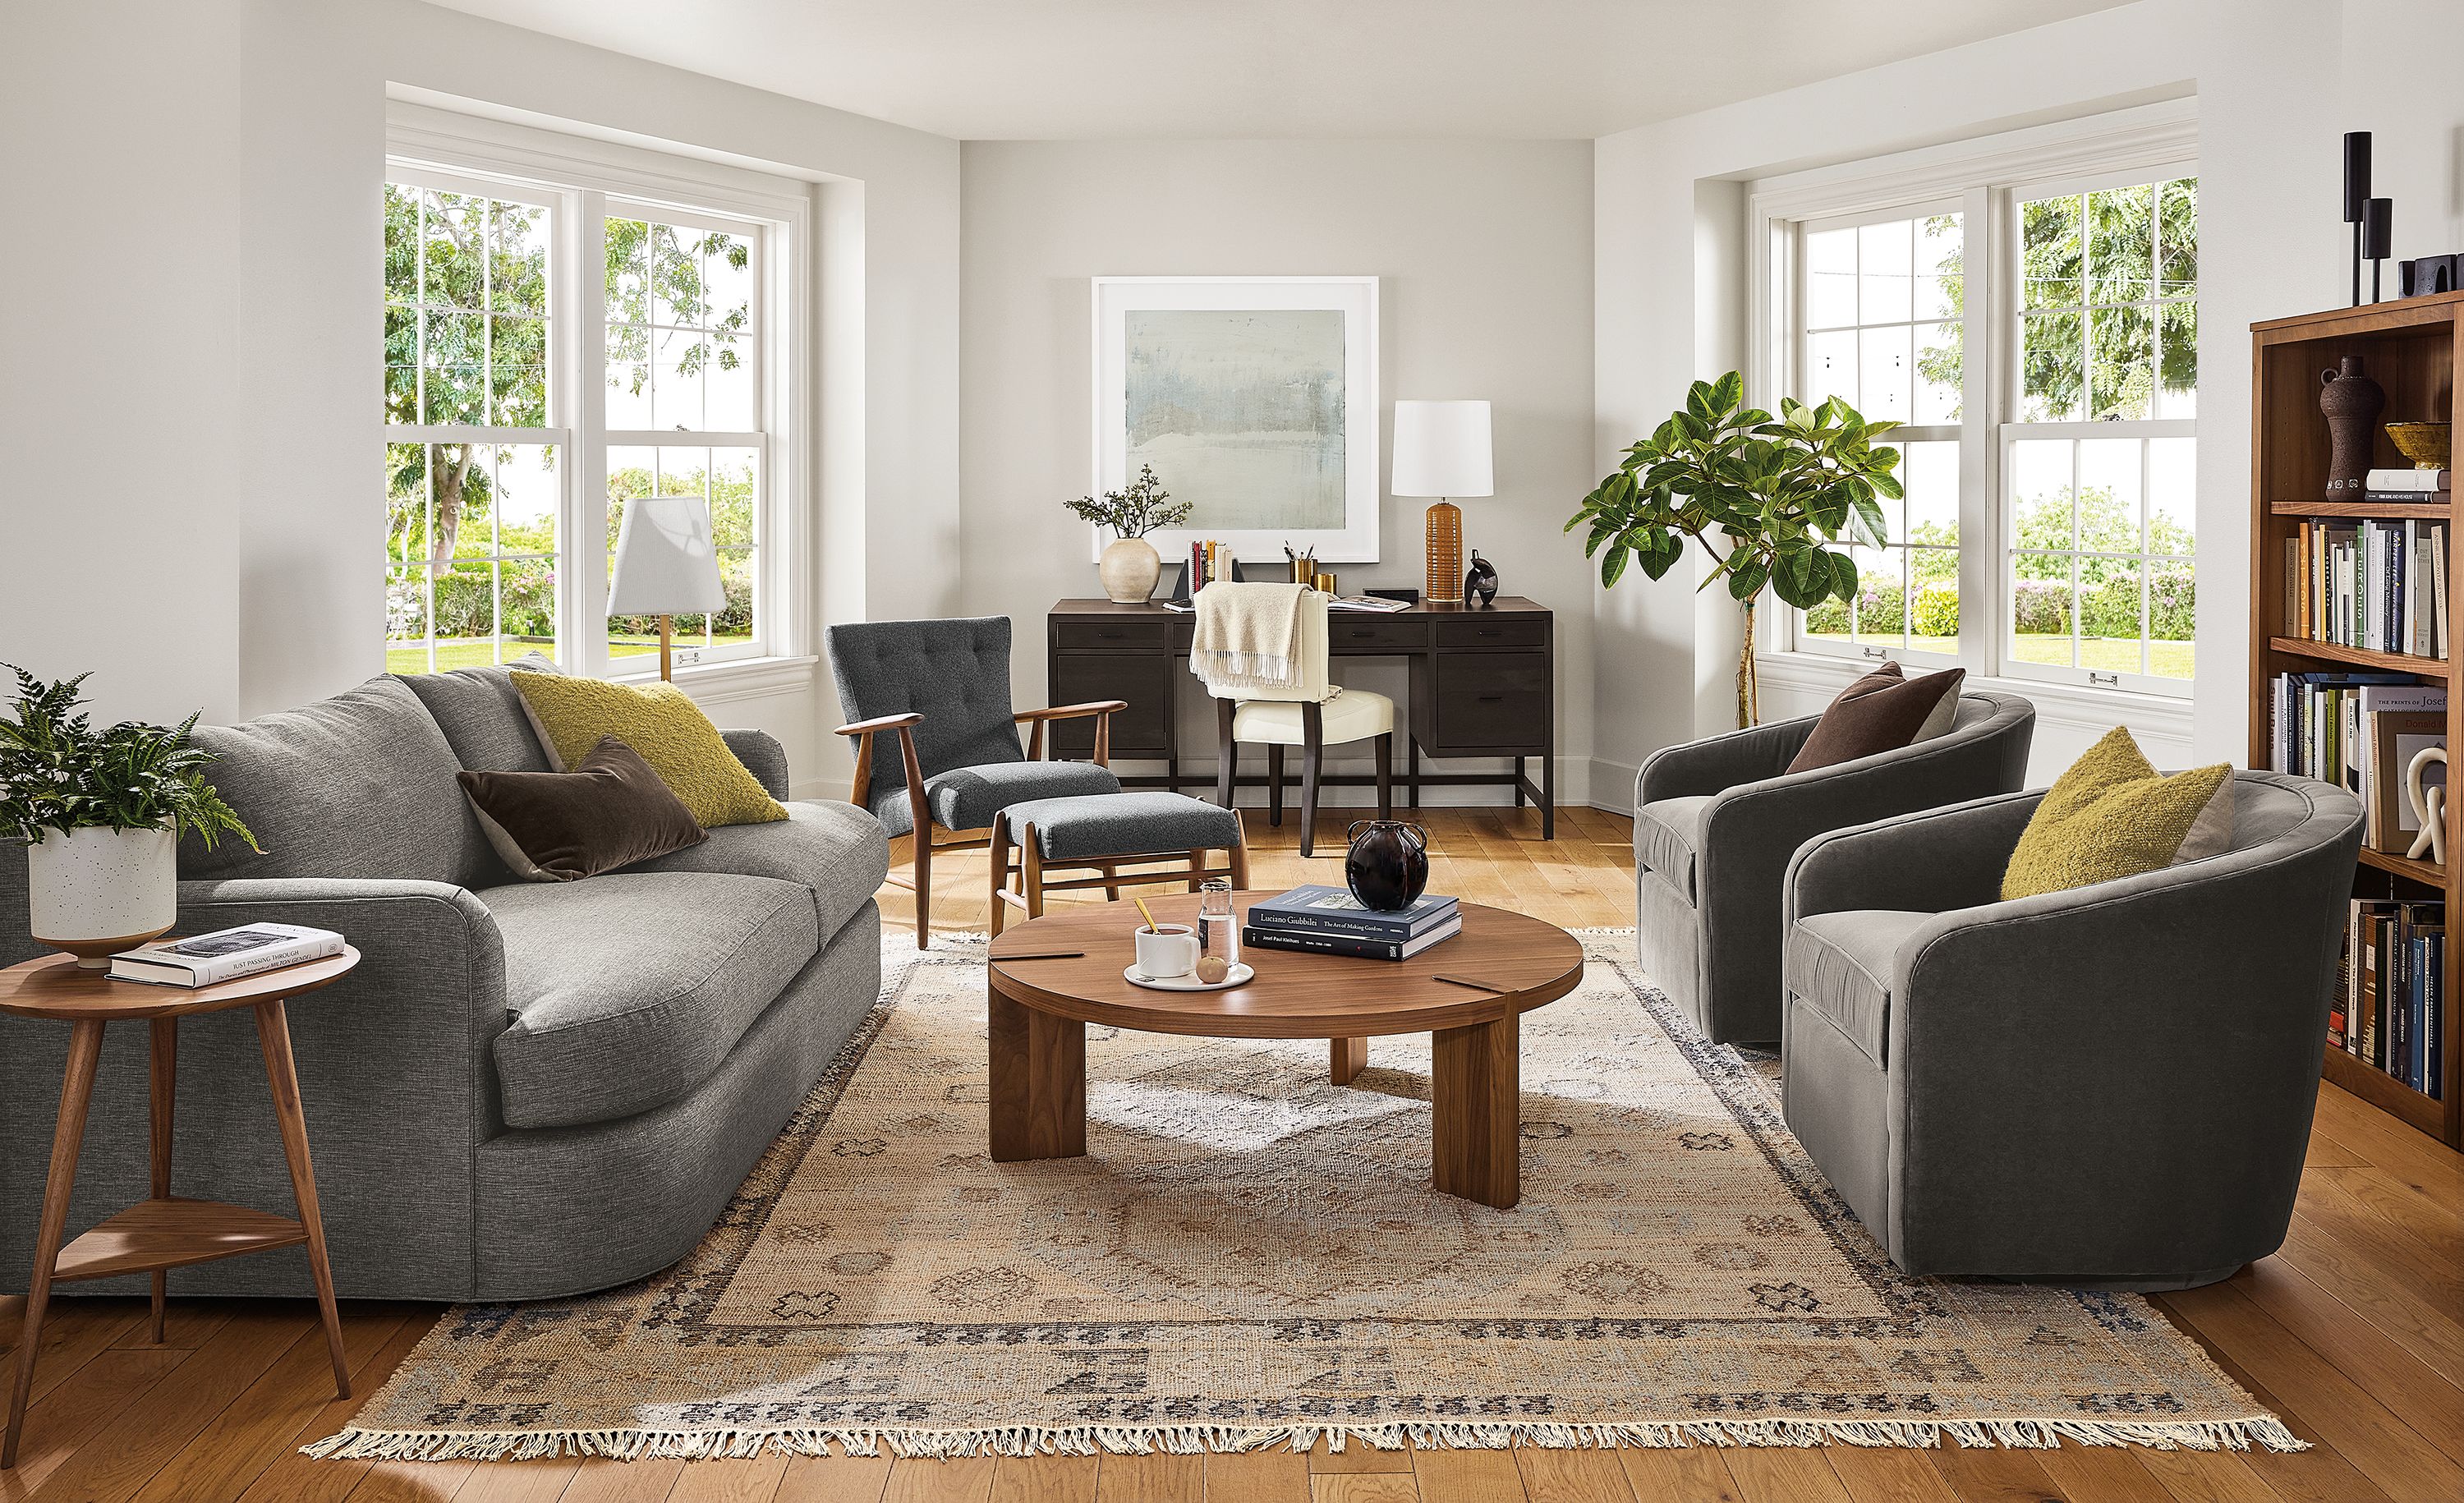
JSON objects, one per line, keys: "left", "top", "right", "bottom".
{"left": 458, "top": 735, "right": 706, "bottom": 882}
{"left": 1785, "top": 661, "right": 1966, "bottom": 774}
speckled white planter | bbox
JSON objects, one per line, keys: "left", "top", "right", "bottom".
{"left": 27, "top": 825, "right": 177, "bottom": 967}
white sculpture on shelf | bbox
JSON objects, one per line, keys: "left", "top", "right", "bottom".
{"left": 2405, "top": 745, "right": 2448, "bottom": 866}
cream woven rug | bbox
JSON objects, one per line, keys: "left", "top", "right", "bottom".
{"left": 311, "top": 931, "right": 2297, "bottom": 1461}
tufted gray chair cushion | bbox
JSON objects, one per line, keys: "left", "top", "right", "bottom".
{"left": 826, "top": 617, "right": 1026, "bottom": 807}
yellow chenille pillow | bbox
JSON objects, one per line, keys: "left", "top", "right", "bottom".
{"left": 509, "top": 672, "right": 786, "bottom": 829}
{"left": 2001, "top": 726, "right": 2233, "bottom": 901}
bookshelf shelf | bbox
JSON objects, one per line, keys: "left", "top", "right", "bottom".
{"left": 2265, "top": 637, "right": 2454, "bottom": 678}
{"left": 2253, "top": 294, "right": 2462, "bottom": 1145}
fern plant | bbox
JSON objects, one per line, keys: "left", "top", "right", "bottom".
{"left": 0, "top": 665, "right": 256, "bottom": 850}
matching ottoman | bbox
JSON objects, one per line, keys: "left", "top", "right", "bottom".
{"left": 987, "top": 792, "right": 1248, "bottom": 935}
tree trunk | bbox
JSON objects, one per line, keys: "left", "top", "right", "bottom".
{"left": 1735, "top": 598, "right": 1761, "bottom": 729}
{"left": 429, "top": 444, "right": 476, "bottom": 565}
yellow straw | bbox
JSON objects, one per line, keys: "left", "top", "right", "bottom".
{"left": 1133, "top": 896, "right": 1161, "bottom": 934}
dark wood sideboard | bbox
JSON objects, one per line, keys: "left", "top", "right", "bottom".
{"left": 1046, "top": 597, "right": 1556, "bottom": 839}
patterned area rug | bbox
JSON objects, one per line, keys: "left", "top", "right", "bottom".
{"left": 310, "top": 931, "right": 2297, "bottom": 1461}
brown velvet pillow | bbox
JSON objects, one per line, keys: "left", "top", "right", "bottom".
{"left": 1786, "top": 661, "right": 1967, "bottom": 774}
{"left": 458, "top": 735, "right": 706, "bottom": 882}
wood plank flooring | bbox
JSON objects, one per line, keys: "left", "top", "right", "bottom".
{"left": 4, "top": 807, "right": 2459, "bottom": 1502}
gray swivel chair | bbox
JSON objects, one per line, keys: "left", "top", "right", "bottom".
{"left": 1634, "top": 691, "right": 2034, "bottom": 1044}
{"left": 1779, "top": 771, "right": 2364, "bottom": 1288}
{"left": 829, "top": 617, "right": 1124, "bottom": 948}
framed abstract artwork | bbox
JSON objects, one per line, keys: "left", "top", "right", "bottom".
{"left": 1091, "top": 275, "right": 1380, "bottom": 563}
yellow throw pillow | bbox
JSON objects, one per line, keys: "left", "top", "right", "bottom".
{"left": 2001, "top": 726, "right": 2233, "bottom": 901}
{"left": 509, "top": 673, "right": 786, "bottom": 829}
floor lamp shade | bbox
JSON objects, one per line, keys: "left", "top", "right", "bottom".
{"left": 609, "top": 495, "right": 726, "bottom": 679}
{"left": 1391, "top": 400, "right": 1492, "bottom": 605}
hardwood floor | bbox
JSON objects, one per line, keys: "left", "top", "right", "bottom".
{"left": 5, "top": 807, "right": 2461, "bottom": 1502}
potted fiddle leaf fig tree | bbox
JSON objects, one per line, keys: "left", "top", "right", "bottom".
{"left": 0, "top": 666, "right": 255, "bottom": 966}
{"left": 1568, "top": 371, "right": 1901, "bottom": 726}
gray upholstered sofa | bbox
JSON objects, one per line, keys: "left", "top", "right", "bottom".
{"left": 1780, "top": 771, "right": 2365, "bottom": 1288}
{"left": 1634, "top": 692, "right": 2035, "bottom": 1044}
{"left": 0, "top": 661, "right": 888, "bottom": 1303}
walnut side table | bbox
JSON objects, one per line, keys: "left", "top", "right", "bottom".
{"left": 0, "top": 946, "right": 359, "bottom": 1469}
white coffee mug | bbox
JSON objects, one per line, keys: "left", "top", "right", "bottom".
{"left": 1134, "top": 923, "right": 1199, "bottom": 980}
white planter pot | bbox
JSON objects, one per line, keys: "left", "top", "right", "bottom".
{"left": 27, "top": 825, "right": 177, "bottom": 968}
{"left": 1098, "top": 536, "right": 1162, "bottom": 604}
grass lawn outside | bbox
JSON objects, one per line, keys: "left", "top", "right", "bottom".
{"left": 1800, "top": 632, "right": 2194, "bottom": 681}
{"left": 388, "top": 634, "right": 752, "bottom": 675}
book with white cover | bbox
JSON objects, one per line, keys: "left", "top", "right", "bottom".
{"left": 108, "top": 924, "right": 344, "bottom": 988}
{"left": 2365, "top": 467, "right": 2452, "bottom": 492}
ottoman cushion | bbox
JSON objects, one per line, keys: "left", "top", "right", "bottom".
{"left": 1004, "top": 792, "right": 1243, "bottom": 862}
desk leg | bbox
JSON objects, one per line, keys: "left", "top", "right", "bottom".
{"left": 1408, "top": 737, "right": 1422, "bottom": 810}
{"left": 4, "top": 1018, "right": 103, "bottom": 1470}
{"left": 1514, "top": 756, "right": 1526, "bottom": 809}
{"left": 148, "top": 1018, "right": 177, "bottom": 1343}
{"left": 989, "top": 988, "right": 1086, "bottom": 1161}
{"left": 1542, "top": 739, "right": 1556, "bottom": 840}
{"left": 255, "top": 1002, "right": 349, "bottom": 1399}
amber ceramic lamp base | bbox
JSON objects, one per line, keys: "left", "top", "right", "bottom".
{"left": 1424, "top": 500, "right": 1464, "bottom": 604}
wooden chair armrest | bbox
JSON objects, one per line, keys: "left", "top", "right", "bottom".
{"left": 1014, "top": 701, "right": 1129, "bottom": 724}
{"left": 836, "top": 714, "right": 927, "bottom": 812}
{"left": 835, "top": 711, "right": 925, "bottom": 738}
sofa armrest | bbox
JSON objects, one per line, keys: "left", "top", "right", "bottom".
{"left": 1635, "top": 714, "right": 1820, "bottom": 806}
{"left": 720, "top": 729, "right": 791, "bottom": 801}
{"left": 1785, "top": 790, "right": 2043, "bottom": 923}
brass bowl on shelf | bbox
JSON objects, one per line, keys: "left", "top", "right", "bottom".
{"left": 2386, "top": 422, "right": 2451, "bottom": 471}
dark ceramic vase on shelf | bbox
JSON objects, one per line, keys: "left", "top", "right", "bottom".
{"left": 1344, "top": 820, "right": 1429, "bottom": 912}
{"left": 2320, "top": 356, "right": 2386, "bottom": 497}
{"left": 1464, "top": 550, "right": 1499, "bottom": 606}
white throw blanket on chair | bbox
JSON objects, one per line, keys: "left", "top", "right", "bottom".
{"left": 1192, "top": 581, "right": 1310, "bottom": 692}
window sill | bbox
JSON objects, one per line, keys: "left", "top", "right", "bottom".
{"left": 609, "top": 654, "right": 819, "bottom": 703}
{"left": 1756, "top": 650, "right": 2194, "bottom": 742}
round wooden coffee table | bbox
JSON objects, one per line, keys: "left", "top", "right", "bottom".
{"left": 985, "top": 893, "right": 1583, "bottom": 1210}
{"left": 0, "top": 948, "right": 359, "bottom": 1470}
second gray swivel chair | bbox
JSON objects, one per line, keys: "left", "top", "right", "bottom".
{"left": 829, "top": 617, "right": 1125, "bottom": 948}
{"left": 1634, "top": 690, "right": 2035, "bottom": 1044}
{"left": 1780, "top": 772, "right": 2364, "bottom": 1287}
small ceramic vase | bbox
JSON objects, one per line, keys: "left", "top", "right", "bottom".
{"left": 26, "top": 824, "right": 177, "bottom": 967}
{"left": 2320, "top": 356, "right": 2386, "bottom": 496}
{"left": 1344, "top": 820, "right": 1430, "bottom": 912}
{"left": 1098, "top": 535, "right": 1162, "bottom": 604}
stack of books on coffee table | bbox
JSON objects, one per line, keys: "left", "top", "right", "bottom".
{"left": 1242, "top": 884, "right": 1461, "bottom": 961}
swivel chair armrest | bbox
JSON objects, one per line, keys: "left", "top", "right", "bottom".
{"left": 1635, "top": 714, "right": 1820, "bottom": 806}
{"left": 1784, "top": 790, "right": 2044, "bottom": 925}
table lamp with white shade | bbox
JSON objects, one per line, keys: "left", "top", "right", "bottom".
{"left": 1391, "top": 399, "right": 1493, "bottom": 606}
{"left": 609, "top": 494, "right": 727, "bottom": 682}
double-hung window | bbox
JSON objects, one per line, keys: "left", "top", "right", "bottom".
{"left": 1760, "top": 109, "right": 2198, "bottom": 696}
{"left": 383, "top": 108, "right": 802, "bottom": 680}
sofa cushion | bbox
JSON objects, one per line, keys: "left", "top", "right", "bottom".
{"left": 1784, "top": 908, "right": 1936, "bottom": 1067}
{"left": 182, "top": 676, "right": 494, "bottom": 888}
{"left": 397, "top": 654, "right": 561, "bottom": 774}
{"left": 483, "top": 871, "right": 820, "bottom": 1128}
{"left": 1634, "top": 794, "right": 1712, "bottom": 902}
{"left": 459, "top": 735, "right": 708, "bottom": 882}
{"left": 511, "top": 673, "right": 788, "bottom": 828}
{"left": 871, "top": 758, "right": 1124, "bottom": 837}
{"left": 1004, "top": 790, "right": 1244, "bottom": 862}
{"left": 629, "top": 799, "right": 890, "bottom": 945}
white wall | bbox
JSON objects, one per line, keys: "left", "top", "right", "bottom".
{"left": 1593, "top": 0, "right": 2464, "bottom": 794}
{"left": 1, "top": 0, "right": 961, "bottom": 797}
{"left": 959, "top": 139, "right": 1597, "bottom": 802}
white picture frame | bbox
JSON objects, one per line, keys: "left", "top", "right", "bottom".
{"left": 1092, "top": 275, "right": 1380, "bottom": 564}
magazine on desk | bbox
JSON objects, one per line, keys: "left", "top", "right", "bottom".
{"left": 108, "top": 924, "right": 345, "bottom": 988}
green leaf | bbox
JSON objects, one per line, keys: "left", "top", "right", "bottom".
{"left": 1601, "top": 542, "right": 1631, "bottom": 589}
{"left": 1708, "top": 370, "right": 1744, "bottom": 419}
{"left": 1850, "top": 495, "right": 1890, "bottom": 549}
{"left": 1726, "top": 554, "right": 1771, "bottom": 601}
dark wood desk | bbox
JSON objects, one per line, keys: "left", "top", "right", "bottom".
{"left": 1046, "top": 596, "right": 1555, "bottom": 839}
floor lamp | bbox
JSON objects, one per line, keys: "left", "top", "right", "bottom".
{"left": 609, "top": 495, "right": 727, "bottom": 682}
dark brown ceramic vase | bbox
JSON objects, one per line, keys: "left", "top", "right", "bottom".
{"left": 1344, "top": 820, "right": 1429, "bottom": 912}
{"left": 2320, "top": 356, "right": 2386, "bottom": 497}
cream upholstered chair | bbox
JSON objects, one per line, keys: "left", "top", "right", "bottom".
{"left": 1198, "top": 586, "right": 1395, "bottom": 856}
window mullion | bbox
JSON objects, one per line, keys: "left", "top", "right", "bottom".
{"left": 571, "top": 188, "right": 611, "bottom": 678}
{"left": 1957, "top": 183, "right": 1996, "bottom": 682}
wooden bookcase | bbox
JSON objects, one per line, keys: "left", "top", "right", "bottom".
{"left": 2250, "top": 289, "right": 2464, "bottom": 1144}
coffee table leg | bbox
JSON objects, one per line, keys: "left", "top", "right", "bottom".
{"left": 988, "top": 989, "right": 1085, "bottom": 1162}
{"left": 254, "top": 1002, "right": 349, "bottom": 1399}
{"left": 1431, "top": 1014, "right": 1520, "bottom": 1209}
{"left": 5, "top": 1018, "right": 103, "bottom": 1470}
{"left": 148, "top": 1018, "right": 177, "bottom": 1344}
{"left": 1330, "top": 1036, "right": 1367, "bottom": 1087}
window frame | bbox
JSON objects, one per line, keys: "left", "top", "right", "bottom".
{"left": 384, "top": 101, "right": 812, "bottom": 687}
{"left": 1748, "top": 101, "right": 2199, "bottom": 701}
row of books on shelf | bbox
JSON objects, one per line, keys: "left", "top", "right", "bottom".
{"left": 1242, "top": 884, "right": 1460, "bottom": 961}
{"left": 2265, "top": 673, "right": 2448, "bottom": 853}
{"left": 2331, "top": 899, "right": 2444, "bottom": 1098}
{"left": 2282, "top": 517, "right": 2450, "bottom": 658}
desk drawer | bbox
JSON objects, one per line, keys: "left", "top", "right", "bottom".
{"left": 1054, "top": 618, "right": 1175, "bottom": 651}
{"left": 1425, "top": 652, "right": 1549, "bottom": 754}
{"left": 1434, "top": 615, "right": 1548, "bottom": 650}
{"left": 1327, "top": 616, "right": 1428, "bottom": 651}
{"left": 1050, "top": 652, "right": 1173, "bottom": 756}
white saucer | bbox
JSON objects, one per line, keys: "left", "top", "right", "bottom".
{"left": 1124, "top": 962, "right": 1254, "bottom": 992}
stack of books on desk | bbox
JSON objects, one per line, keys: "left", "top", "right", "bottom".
{"left": 1243, "top": 884, "right": 1460, "bottom": 961}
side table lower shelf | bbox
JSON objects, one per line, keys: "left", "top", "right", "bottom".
{"left": 52, "top": 1197, "right": 309, "bottom": 1283}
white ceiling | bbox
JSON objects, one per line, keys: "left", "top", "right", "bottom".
{"left": 428, "top": 1, "right": 2127, "bottom": 140}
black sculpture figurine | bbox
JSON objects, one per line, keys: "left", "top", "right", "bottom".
{"left": 1464, "top": 549, "right": 1499, "bottom": 607}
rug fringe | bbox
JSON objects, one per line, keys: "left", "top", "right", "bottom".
{"left": 301, "top": 1414, "right": 2305, "bottom": 1463}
